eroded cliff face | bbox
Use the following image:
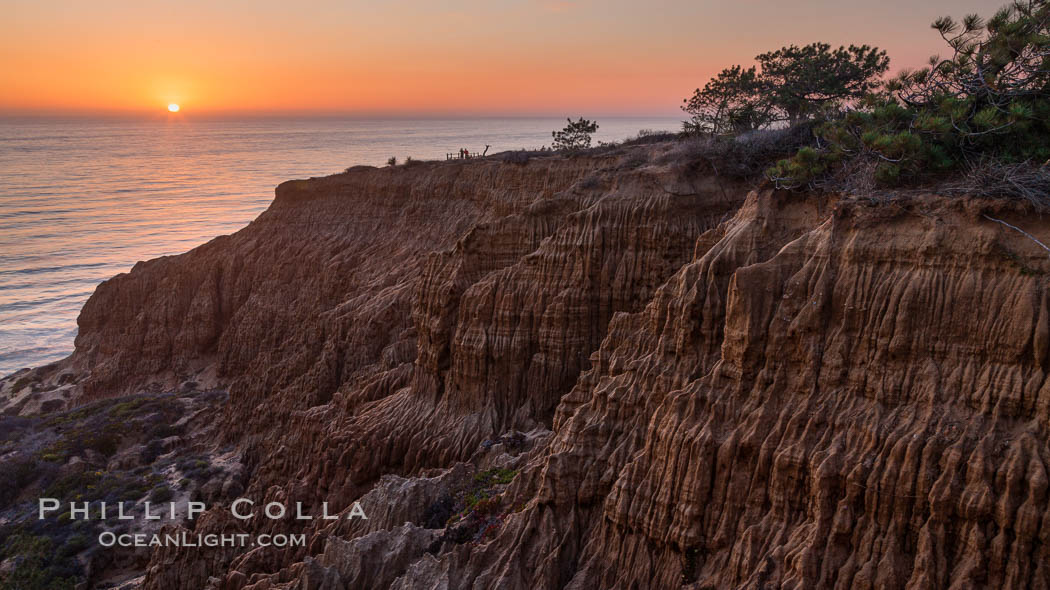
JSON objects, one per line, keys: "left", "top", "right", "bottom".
{"left": 488, "top": 192, "right": 1050, "bottom": 590}
{"left": 35, "top": 143, "right": 1050, "bottom": 589}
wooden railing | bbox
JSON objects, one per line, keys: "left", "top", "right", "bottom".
{"left": 446, "top": 146, "right": 490, "bottom": 160}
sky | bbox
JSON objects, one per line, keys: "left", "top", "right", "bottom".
{"left": 0, "top": 0, "right": 1007, "bottom": 117}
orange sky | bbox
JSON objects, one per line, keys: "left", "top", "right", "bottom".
{"left": 0, "top": 0, "right": 1005, "bottom": 116}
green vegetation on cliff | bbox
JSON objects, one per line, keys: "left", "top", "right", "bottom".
{"left": 684, "top": 0, "right": 1050, "bottom": 196}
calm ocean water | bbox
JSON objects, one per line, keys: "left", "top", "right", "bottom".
{"left": 0, "top": 116, "right": 679, "bottom": 375}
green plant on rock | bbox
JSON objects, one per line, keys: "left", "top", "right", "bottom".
{"left": 768, "top": 146, "right": 836, "bottom": 189}
{"left": 465, "top": 489, "right": 490, "bottom": 510}
{"left": 473, "top": 467, "right": 518, "bottom": 486}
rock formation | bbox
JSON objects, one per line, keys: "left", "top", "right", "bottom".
{"left": 9, "top": 142, "right": 1050, "bottom": 589}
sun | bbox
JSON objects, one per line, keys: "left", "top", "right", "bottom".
{"left": 167, "top": 103, "right": 180, "bottom": 113}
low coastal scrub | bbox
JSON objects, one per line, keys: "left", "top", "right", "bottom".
{"left": 657, "top": 123, "right": 818, "bottom": 179}
{"left": 0, "top": 528, "right": 81, "bottom": 590}
{"left": 0, "top": 390, "right": 230, "bottom": 588}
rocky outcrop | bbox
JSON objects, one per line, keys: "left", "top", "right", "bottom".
{"left": 45, "top": 143, "right": 1050, "bottom": 589}
{"left": 298, "top": 523, "right": 441, "bottom": 590}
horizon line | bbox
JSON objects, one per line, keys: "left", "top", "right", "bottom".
{"left": 0, "top": 109, "right": 685, "bottom": 121}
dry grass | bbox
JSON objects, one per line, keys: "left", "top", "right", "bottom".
{"left": 656, "top": 123, "right": 818, "bottom": 179}
{"left": 940, "top": 161, "right": 1050, "bottom": 208}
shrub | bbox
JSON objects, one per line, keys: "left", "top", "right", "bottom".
{"left": 43, "top": 470, "right": 101, "bottom": 501}
{"left": 387, "top": 156, "right": 397, "bottom": 166}
{"left": 109, "top": 397, "right": 150, "bottom": 418}
{"left": 464, "top": 488, "right": 489, "bottom": 509}
{"left": 59, "top": 533, "right": 89, "bottom": 558}
{"left": 82, "top": 427, "right": 122, "bottom": 457}
{"left": 139, "top": 439, "right": 165, "bottom": 464}
{"left": 473, "top": 467, "right": 517, "bottom": 486}
{"left": 149, "top": 485, "right": 173, "bottom": 503}
{"left": 0, "top": 532, "right": 80, "bottom": 590}
{"left": 0, "top": 454, "right": 39, "bottom": 507}
{"left": 179, "top": 456, "right": 221, "bottom": 483}
{"left": 148, "top": 422, "right": 181, "bottom": 440}
{"left": 621, "top": 130, "right": 678, "bottom": 146}
{"left": 659, "top": 123, "right": 819, "bottom": 179}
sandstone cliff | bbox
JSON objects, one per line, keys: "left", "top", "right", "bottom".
{"left": 28, "top": 143, "right": 1050, "bottom": 588}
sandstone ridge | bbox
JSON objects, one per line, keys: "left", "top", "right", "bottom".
{"left": 14, "top": 143, "right": 1050, "bottom": 589}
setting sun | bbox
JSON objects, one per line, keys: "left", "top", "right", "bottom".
{"left": 167, "top": 103, "right": 180, "bottom": 113}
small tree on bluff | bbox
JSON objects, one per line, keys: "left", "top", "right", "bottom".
{"left": 682, "top": 65, "right": 776, "bottom": 134}
{"left": 552, "top": 118, "right": 599, "bottom": 151}
{"left": 757, "top": 43, "right": 889, "bottom": 123}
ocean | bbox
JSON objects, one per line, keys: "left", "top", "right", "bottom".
{"left": 0, "top": 116, "right": 680, "bottom": 376}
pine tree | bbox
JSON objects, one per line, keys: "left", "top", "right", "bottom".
{"left": 552, "top": 118, "right": 599, "bottom": 151}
